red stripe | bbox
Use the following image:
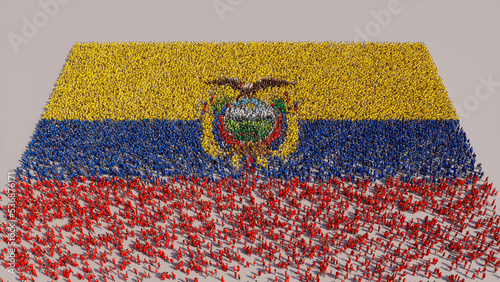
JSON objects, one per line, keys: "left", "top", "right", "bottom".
{"left": 7, "top": 173, "right": 500, "bottom": 281}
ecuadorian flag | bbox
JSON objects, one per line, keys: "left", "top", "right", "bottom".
{"left": 21, "top": 42, "right": 477, "bottom": 182}
{"left": 7, "top": 42, "right": 499, "bottom": 282}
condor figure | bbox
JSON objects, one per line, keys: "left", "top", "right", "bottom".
{"left": 205, "top": 77, "right": 295, "bottom": 99}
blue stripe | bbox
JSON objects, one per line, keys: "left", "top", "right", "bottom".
{"left": 17, "top": 119, "right": 481, "bottom": 182}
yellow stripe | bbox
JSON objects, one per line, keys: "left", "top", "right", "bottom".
{"left": 43, "top": 42, "right": 457, "bottom": 121}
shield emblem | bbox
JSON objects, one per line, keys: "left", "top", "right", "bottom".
{"left": 201, "top": 78, "right": 300, "bottom": 169}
